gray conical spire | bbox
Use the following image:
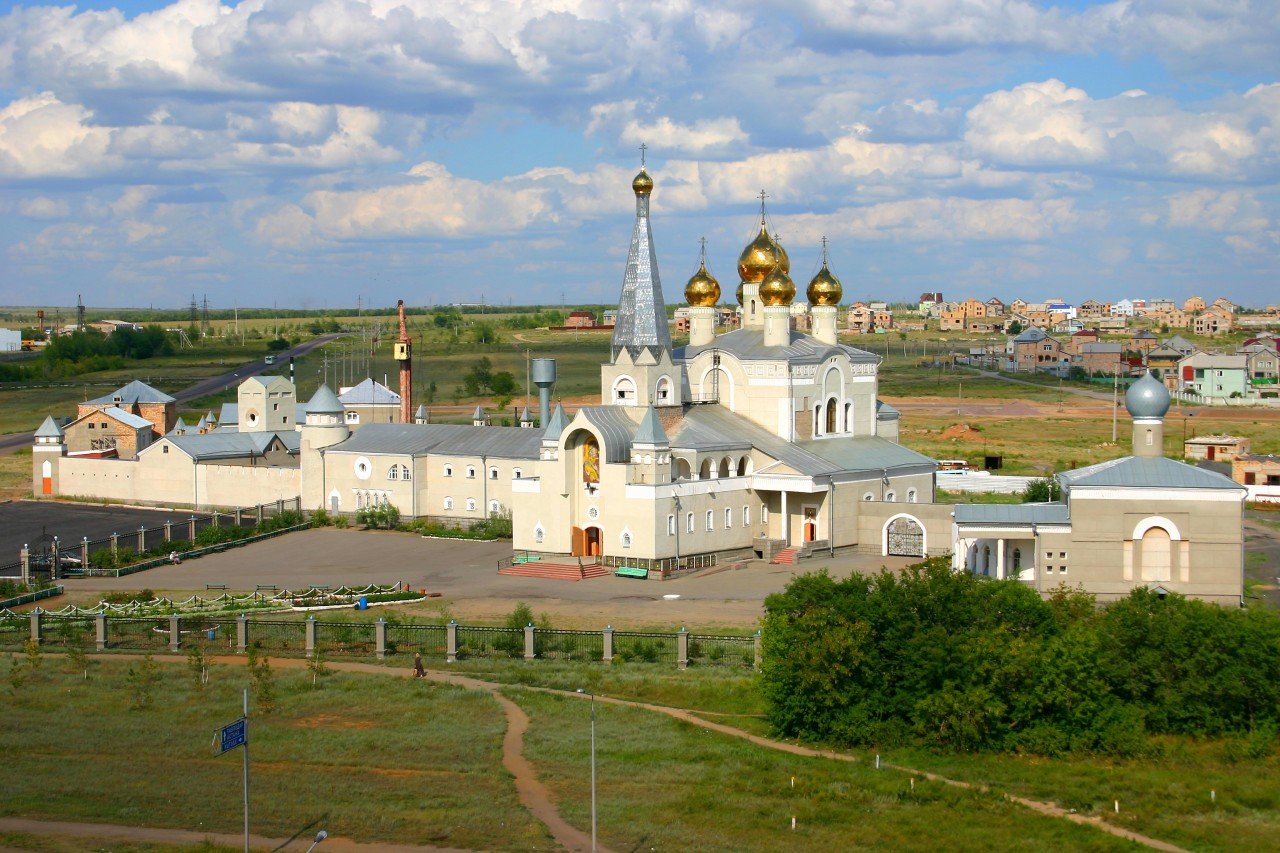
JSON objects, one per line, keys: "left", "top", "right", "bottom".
{"left": 611, "top": 167, "right": 671, "bottom": 361}
{"left": 170, "top": 416, "right": 188, "bottom": 435}
{"left": 633, "top": 406, "right": 668, "bottom": 446}
{"left": 307, "top": 383, "right": 344, "bottom": 415}
{"left": 34, "top": 416, "right": 63, "bottom": 439}
{"left": 414, "top": 404, "right": 427, "bottom": 423}
{"left": 520, "top": 405, "right": 532, "bottom": 423}
{"left": 542, "top": 403, "right": 569, "bottom": 441}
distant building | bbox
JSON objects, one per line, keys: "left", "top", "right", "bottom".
{"left": 1183, "top": 296, "right": 1206, "bottom": 313}
{"left": 1183, "top": 435, "right": 1250, "bottom": 462}
{"left": 1010, "top": 327, "right": 1066, "bottom": 373}
{"left": 0, "top": 328, "right": 20, "bottom": 352}
{"left": 77, "top": 379, "right": 176, "bottom": 439}
{"left": 985, "top": 297, "right": 1005, "bottom": 315}
{"left": 1193, "top": 307, "right": 1234, "bottom": 336}
{"left": 1111, "top": 299, "right": 1136, "bottom": 317}
{"left": 565, "top": 311, "right": 597, "bottom": 328}
{"left": 1178, "top": 352, "right": 1249, "bottom": 400}
{"left": 1233, "top": 454, "right": 1280, "bottom": 503}
{"left": 1078, "top": 299, "right": 1109, "bottom": 319}
{"left": 1075, "top": 342, "right": 1124, "bottom": 376}
{"left": 339, "top": 378, "right": 402, "bottom": 427}
{"left": 918, "top": 292, "right": 943, "bottom": 313}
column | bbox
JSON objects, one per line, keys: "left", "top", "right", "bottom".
{"left": 375, "top": 618, "right": 387, "bottom": 660}
{"left": 236, "top": 614, "right": 248, "bottom": 654}
{"left": 446, "top": 620, "right": 458, "bottom": 663}
{"left": 256, "top": 504, "right": 264, "bottom": 524}
{"left": 305, "top": 616, "right": 317, "bottom": 658}
{"left": 523, "top": 624, "right": 535, "bottom": 660}
{"left": 780, "top": 492, "right": 789, "bottom": 544}
{"left": 602, "top": 625, "right": 614, "bottom": 663}
{"left": 137, "top": 526, "right": 145, "bottom": 552}
{"left": 677, "top": 627, "right": 689, "bottom": 670}
{"left": 753, "top": 629, "right": 762, "bottom": 670}
{"left": 188, "top": 517, "right": 197, "bottom": 541}
{"left": 29, "top": 611, "right": 42, "bottom": 644}
{"left": 111, "top": 532, "right": 119, "bottom": 560}
{"left": 169, "top": 615, "right": 181, "bottom": 651}
{"left": 81, "top": 537, "right": 89, "bottom": 568}
{"left": 20, "top": 545, "right": 29, "bottom": 586}
{"left": 996, "top": 539, "right": 1006, "bottom": 580}
{"left": 164, "top": 521, "right": 172, "bottom": 542}
{"left": 95, "top": 612, "right": 107, "bottom": 651}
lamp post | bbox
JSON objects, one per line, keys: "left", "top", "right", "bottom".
{"left": 305, "top": 830, "right": 328, "bottom": 852}
{"left": 576, "top": 688, "right": 597, "bottom": 852}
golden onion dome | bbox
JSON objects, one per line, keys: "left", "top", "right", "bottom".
{"left": 759, "top": 263, "right": 796, "bottom": 306}
{"left": 737, "top": 224, "right": 788, "bottom": 283}
{"left": 685, "top": 262, "right": 720, "bottom": 307}
{"left": 735, "top": 281, "right": 744, "bottom": 306}
{"left": 632, "top": 169, "right": 653, "bottom": 196}
{"left": 806, "top": 262, "right": 843, "bottom": 306}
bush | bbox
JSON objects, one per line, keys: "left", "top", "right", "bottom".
{"left": 1021, "top": 477, "right": 1061, "bottom": 502}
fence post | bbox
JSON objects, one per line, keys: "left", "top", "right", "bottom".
{"left": 111, "top": 532, "right": 119, "bottom": 561}
{"left": 96, "top": 612, "right": 107, "bottom": 651}
{"left": 20, "top": 545, "right": 29, "bottom": 586}
{"left": 169, "top": 614, "right": 181, "bottom": 652}
{"left": 236, "top": 614, "right": 248, "bottom": 654}
{"left": 524, "top": 623, "right": 535, "bottom": 660}
{"left": 81, "top": 537, "right": 89, "bottom": 569}
{"left": 276, "top": 498, "right": 284, "bottom": 516}
{"left": 137, "top": 526, "right": 145, "bottom": 553}
{"left": 164, "top": 521, "right": 172, "bottom": 542}
{"left": 294, "top": 497, "right": 301, "bottom": 512}
{"left": 305, "top": 616, "right": 316, "bottom": 659}
{"left": 211, "top": 510, "right": 219, "bottom": 530}
{"left": 51, "top": 536, "right": 60, "bottom": 581}
{"left": 677, "top": 627, "right": 689, "bottom": 670}
{"left": 29, "top": 610, "right": 42, "bottom": 645}
{"left": 257, "top": 503, "right": 264, "bottom": 524}
{"left": 235, "top": 507, "right": 242, "bottom": 527}
{"left": 375, "top": 618, "right": 387, "bottom": 660}
{"left": 446, "top": 620, "right": 458, "bottom": 663}
{"left": 188, "top": 516, "right": 196, "bottom": 541}
{"left": 754, "top": 629, "right": 762, "bottom": 670}
{"left": 602, "top": 625, "right": 614, "bottom": 663}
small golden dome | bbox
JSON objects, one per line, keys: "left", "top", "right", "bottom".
{"left": 735, "top": 281, "right": 744, "bottom": 306}
{"left": 632, "top": 169, "right": 653, "bottom": 196}
{"left": 737, "top": 224, "right": 788, "bottom": 283}
{"left": 759, "top": 263, "right": 796, "bottom": 306}
{"left": 685, "top": 262, "right": 721, "bottom": 307}
{"left": 807, "top": 262, "right": 843, "bottom": 306}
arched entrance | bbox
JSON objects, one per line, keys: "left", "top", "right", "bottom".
{"left": 584, "top": 526, "right": 602, "bottom": 558}
{"left": 885, "top": 516, "right": 925, "bottom": 557}
{"left": 1141, "top": 526, "right": 1171, "bottom": 582}
{"left": 825, "top": 397, "right": 838, "bottom": 434}
{"left": 803, "top": 507, "right": 818, "bottom": 542}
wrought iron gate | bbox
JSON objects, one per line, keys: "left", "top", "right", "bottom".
{"left": 887, "top": 517, "right": 925, "bottom": 557}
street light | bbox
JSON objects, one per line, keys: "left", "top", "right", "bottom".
{"left": 305, "top": 830, "right": 328, "bottom": 852}
{"left": 576, "top": 688, "right": 597, "bottom": 852}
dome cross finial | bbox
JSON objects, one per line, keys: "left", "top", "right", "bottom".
{"left": 698, "top": 236, "right": 707, "bottom": 265}
{"left": 639, "top": 142, "right": 647, "bottom": 167}
{"left": 821, "top": 235, "right": 829, "bottom": 265}
{"left": 758, "top": 189, "right": 768, "bottom": 224}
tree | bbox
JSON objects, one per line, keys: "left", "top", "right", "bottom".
{"left": 1021, "top": 477, "right": 1060, "bottom": 502}
{"left": 489, "top": 371, "right": 517, "bottom": 396}
{"left": 1007, "top": 320, "right": 1023, "bottom": 335}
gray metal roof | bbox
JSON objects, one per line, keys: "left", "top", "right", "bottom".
{"left": 85, "top": 379, "right": 175, "bottom": 406}
{"left": 876, "top": 400, "right": 900, "bottom": 419}
{"left": 674, "top": 327, "right": 878, "bottom": 365}
{"left": 99, "top": 406, "right": 153, "bottom": 430}
{"left": 543, "top": 404, "right": 569, "bottom": 441}
{"left": 415, "top": 404, "right": 428, "bottom": 420}
{"left": 170, "top": 416, "right": 189, "bottom": 434}
{"left": 611, "top": 175, "right": 671, "bottom": 360}
{"left": 339, "top": 378, "right": 400, "bottom": 406}
{"left": 578, "top": 407, "right": 646, "bottom": 463}
{"left": 1058, "top": 456, "right": 1245, "bottom": 491}
{"left": 161, "top": 430, "right": 299, "bottom": 461}
{"left": 218, "top": 402, "right": 238, "bottom": 424}
{"left": 472, "top": 405, "right": 485, "bottom": 420}
{"left": 307, "top": 384, "right": 344, "bottom": 415}
{"left": 328, "top": 423, "right": 542, "bottom": 460}
{"left": 954, "top": 503, "right": 1071, "bottom": 525}
{"left": 1012, "top": 327, "right": 1050, "bottom": 344}
{"left": 1081, "top": 342, "right": 1122, "bottom": 353}
{"left": 34, "top": 415, "right": 63, "bottom": 438}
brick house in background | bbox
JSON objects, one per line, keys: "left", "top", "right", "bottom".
{"left": 986, "top": 297, "right": 1005, "bottom": 315}
{"left": 1075, "top": 342, "right": 1124, "bottom": 376}
{"left": 1010, "top": 327, "right": 1066, "bottom": 373}
{"left": 1183, "top": 295, "right": 1206, "bottom": 313}
{"left": 76, "top": 379, "right": 176, "bottom": 439}
{"left": 62, "top": 406, "right": 154, "bottom": 459}
{"left": 1193, "top": 307, "right": 1234, "bottom": 336}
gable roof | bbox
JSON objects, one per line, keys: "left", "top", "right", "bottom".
{"left": 954, "top": 503, "right": 1071, "bottom": 525}
{"left": 327, "top": 423, "right": 542, "bottom": 460}
{"left": 151, "top": 430, "right": 300, "bottom": 462}
{"left": 339, "top": 378, "right": 400, "bottom": 406}
{"left": 1058, "top": 456, "right": 1244, "bottom": 491}
{"left": 86, "top": 379, "right": 174, "bottom": 406}
{"left": 34, "top": 416, "right": 64, "bottom": 439}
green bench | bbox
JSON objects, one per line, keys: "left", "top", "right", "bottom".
{"left": 614, "top": 566, "right": 649, "bottom": 580}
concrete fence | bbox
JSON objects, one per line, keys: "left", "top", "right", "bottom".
{"left": 1, "top": 611, "right": 761, "bottom": 670}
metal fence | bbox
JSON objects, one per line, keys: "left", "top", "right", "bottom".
{"left": 0, "top": 612, "right": 759, "bottom": 669}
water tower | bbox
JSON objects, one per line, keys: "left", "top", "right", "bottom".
{"left": 532, "top": 359, "right": 557, "bottom": 427}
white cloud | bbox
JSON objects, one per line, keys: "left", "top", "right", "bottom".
{"left": 1167, "top": 189, "right": 1269, "bottom": 233}
{"left": 18, "top": 196, "right": 69, "bottom": 218}
{"left": 0, "top": 93, "right": 116, "bottom": 178}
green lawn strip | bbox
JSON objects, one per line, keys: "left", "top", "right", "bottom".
{"left": 887, "top": 744, "right": 1280, "bottom": 852}
{"left": 0, "top": 833, "right": 238, "bottom": 853}
{"left": 0, "top": 660, "right": 549, "bottom": 851}
{"left": 507, "top": 688, "right": 1134, "bottom": 852}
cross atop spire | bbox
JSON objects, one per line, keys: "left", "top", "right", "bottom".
{"left": 758, "top": 189, "right": 768, "bottom": 224}
{"left": 698, "top": 236, "right": 707, "bottom": 264}
{"left": 639, "top": 142, "right": 647, "bottom": 167}
{"left": 821, "top": 235, "right": 829, "bottom": 264}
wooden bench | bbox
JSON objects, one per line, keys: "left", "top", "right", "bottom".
{"left": 255, "top": 584, "right": 278, "bottom": 592}
{"left": 206, "top": 584, "right": 228, "bottom": 591}
{"left": 614, "top": 566, "right": 649, "bottom": 580}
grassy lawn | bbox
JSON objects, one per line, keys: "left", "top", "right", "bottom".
{"left": 0, "top": 660, "right": 550, "bottom": 850}
{"left": 0, "top": 448, "right": 32, "bottom": 500}
{"left": 511, "top": 689, "right": 1134, "bottom": 852}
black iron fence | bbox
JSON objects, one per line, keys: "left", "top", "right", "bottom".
{"left": 1, "top": 612, "right": 760, "bottom": 670}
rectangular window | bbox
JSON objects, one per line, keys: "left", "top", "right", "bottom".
{"left": 687, "top": 513, "right": 694, "bottom": 534}
{"left": 761, "top": 505, "right": 769, "bottom": 524}
{"left": 667, "top": 515, "right": 675, "bottom": 536}
{"left": 706, "top": 511, "right": 714, "bottom": 532}
{"left": 725, "top": 508, "right": 732, "bottom": 529}
{"left": 743, "top": 505, "right": 750, "bottom": 527}
{"left": 1244, "top": 472, "right": 1256, "bottom": 484}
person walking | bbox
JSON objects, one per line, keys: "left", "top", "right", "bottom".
{"left": 413, "top": 652, "right": 425, "bottom": 678}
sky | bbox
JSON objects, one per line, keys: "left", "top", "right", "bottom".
{"left": 1, "top": 0, "right": 1278, "bottom": 311}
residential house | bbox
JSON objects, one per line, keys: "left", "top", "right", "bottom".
{"left": 1024, "top": 311, "right": 1055, "bottom": 330}
{"left": 1164, "top": 335, "right": 1199, "bottom": 358}
{"left": 873, "top": 309, "right": 894, "bottom": 330}
{"left": 1178, "top": 352, "right": 1249, "bottom": 400}
{"left": 985, "top": 297, "right": 1006, "bottom": 315}
{"left": 1097, "top": 316, "right": 1129, "bottom": 332}
{"left": 1111, "top": 299, "right": 1136, "bottom": 317}
{"left": 76, "top": 379, "right": 176, "bottom": 439}
{"left": 1066, "top": 329, "right": 1099, "bottom": 355}
{"left": 939, "top": 307, "right": 968, "bottom": 331}
{"left": 1128, "top": 330, "right": 1159, "bottom": 353}
{"left": 1211, "top": 297, "right": 1238, "bottom": 314}
{"left": 1075, "top": 342, "right": 1124, "bottom": 376}
{"left": 1144, "top": 298, "right": 1176, "bottom": 314}
{"left": 1233, "top": 454, "right": 1280, "bottom": 503}
{"left": 1184, "top": 435, "right": 1250, "bottom": 463}
{"left": 1183, "top": 296, "right": 1206, "bottom": 313}
{"left": 846, "top": 302, "right": 875, "bottom": 333}
{"left": 62, "top": 406, "right": 154, "bottom": 459}
{"left": 959, "top": 298, "right": 988, "bottom": 318}
{"left": 338, "top": 378, "right": 402, "bottom": 427}
{"left": 1240, "top": 339, "right": 1279, "bottom": 391}
{"left": 1145, "top": 344, "right": 1185, "bottom": 386}
{"left": 918, "top": 292, "right": 943, "bottom": 313}
{"left": 564, "top": 310, "right": 598, "bottom": 328}
{"left": 1078, "top": 299, "right": 1109, "bottom": 319}
{"left": 1193, "top": 307, "right": 1234, "bottom": 336}
{"left": 1010, "top": 327, "right": 1066, "bottom": 373}
{"left": 1010, "top": 299, "right": 1029, "bottom": 315}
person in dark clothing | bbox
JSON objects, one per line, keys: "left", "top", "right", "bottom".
{"left": 413, "top": 652, "right": 425, "bottom": 677}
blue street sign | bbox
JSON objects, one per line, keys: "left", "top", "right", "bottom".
{"left": 217, "top": 718, "right": 247, "bottom": 754}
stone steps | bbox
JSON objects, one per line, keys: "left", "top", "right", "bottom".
{"left": 498, "top": 561, "right": 609, "bottom": 581}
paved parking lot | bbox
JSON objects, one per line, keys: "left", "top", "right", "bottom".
{"left": 55, "top": 527, "right": 916, "bottom": 630}
{"left": 0, "top": 501, "right": 211, "bottom": 568}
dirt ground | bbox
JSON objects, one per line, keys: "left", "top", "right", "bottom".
{"left": 49, "top": 527, "right": 918, "bottom": 630}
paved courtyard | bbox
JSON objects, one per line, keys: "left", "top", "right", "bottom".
{"left": 0, "top": 500, "right": 210, "bottom": 569}
{"left": 54, "top": 527, "right": 919, "bottom": 629}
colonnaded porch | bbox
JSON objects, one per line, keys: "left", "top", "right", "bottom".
{"left": 955, "top": 532, "right": 1036, "bottom": 581}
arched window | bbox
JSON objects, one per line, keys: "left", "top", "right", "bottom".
{"left": 761, "top": 504, "right": 768, "bottom": 524}
{"left": 885, "top": 491, "right": 896, "bottom": 502}
{"left": 443, "top": 496, "right": 454, "bottom": 510}
{"left": 737, "top": 456, "right": 750, "bottom": 476}
{"left": 513, "top": 468, "right": 522, "bottom": 479}
{"left": 667, "top": 515, "right": 675, "bottom": 536}
{"left": 621, "top": 531, "right": 632, "bottom": 548}
{"left": 700, "top": 458, "right": 713, "bottom": 479}
{"left": 725, "top": 507, "right": 732, "bottom": 529}
{"left": 489, "top": 499, "right": 500, "bottom": 513}
{"left": 844, "top": 402, "right": 853, "bottom": 432}
{"left": 466, "top": 498, "right": 477, "bottom": 511}
{"left": 656, "top": 376, "right": 672, "bottom": 403}
{"left": 401, "top": 465, "right": 411, "bottom": 481}
{"left": 534, "top": 526, "right": 545, "bottom": 544}
{"left": 387, "top": 466, "right": 398, "bottom": 480}
{"left": 907, "top": 488, "right": 917, "bottom": 503}
{"left": 863, "top": 492, "right": 874, "bottom": 501}
{"left": 743, "top": 505, "right": 750, "bottom": 526}
{"left": 813, "top": 404, "right": 822, "bottom": 437}
{"left": 686, "top": 513, "right": 695, "bottom": 533}
{"left": 614, "top": 376, "right": 637, "bottom": 404}
{"left": 718, "top": 457, "right": 731, "bottom": 477}
{"left": 466, "top": 466, "right": 475, "bottom": 479}
{"left": 705, "top": 510, "right": 714, "bottom": 531}
{"left": 825, "top": 397, "right": 837, "bottom": 434}
{"left": 443, "top": 464, "right": 453, "bottom": 477}
{"left": 1141, "top": 525, "right": 1172, "bottom": 582}
{"left": 982, "top": 545, "right": 991, "bottom": 575}
{"left": 1012, "top": 548, "right": 1022, "bottom": 570}
{"left": 489, "top": 467, "right": 499, "bottom": 480}
{"left": 675, "top": 458, "right": 692, "bottom": 480}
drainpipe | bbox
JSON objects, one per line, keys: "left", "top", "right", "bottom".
{"left": 827, "top": 476, "right": 836, "bottom": 557}
{"left": 673, "top": 492, "right": 682, "bottom": 563}
{"left": 481, "top": 455, "right": 488, "bottom": 520}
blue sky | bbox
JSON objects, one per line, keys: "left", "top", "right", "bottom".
{"left": 2, "top": 0, "right": 1278, "bottom": 310}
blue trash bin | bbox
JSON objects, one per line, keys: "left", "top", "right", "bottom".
{"left": 357, "top": 596, "right": 368, "bottom": 610}
{"left": 207, "top": 628, "right": 217, "bottom": 640}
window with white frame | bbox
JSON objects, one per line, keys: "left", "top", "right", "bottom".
{"left": 346, "top": 411, "right": 359, "bottom": 423}
{"left": 761, "top": 504, "right": 768, "bottom": 524}
{"left": 863, "top": 492, "right": 874, "bottom": 501}
{"left": 489, "top": 499, "right": 500, "bottom": 513}
{"left": 885, "top": 491, "right": 896, "bottom": 502}
{"left": 489, "top": 467, "right": 498, "bottom": 480}
{"left": 706, "top": 510, "right": 714, "bottom": 532}
{"left": 687, "top": 512, "right": 695, "bottom": 534}
{"left": 907, "top": 488, "right": 917, "bottom": 503}
{"left": 743, "top": 505, "right": 750, "bottom": 526}
{"left": 443, "top": 496, "right": 454, "bottom": 510}
{"left": 534, "top": 526, "right": 544, "bottom": 544}
{"left": 387, "top": 466, "right": 398, "bottom": 480}
{"left": 466, "top": 466, "right": 476, "bottom": 478}
{"left": 513, "top": 468, "right": 522, "bottom": 479}
{"left": 725, "top": 507, "right": 732, "bottom": 529}
{"left": 667, "top": 515, "right": 675, "bottom": 536}
{"left": 401, "top": 465, "right": 410, "bottom": 481}
{"left": 444, "top": 464, "right": 453, "bottom": 477}
{"left": 466, "top": 498, "right": 477, "bottom": 511}
{"left": 621, "top": 531, "right": 632, "bottom": 548}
